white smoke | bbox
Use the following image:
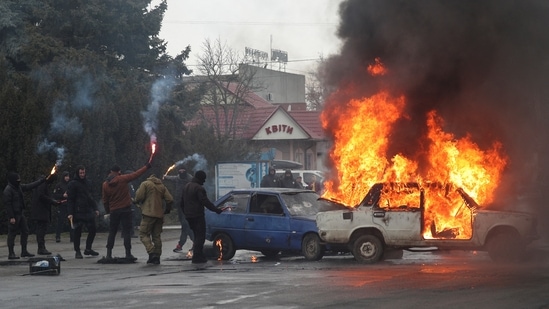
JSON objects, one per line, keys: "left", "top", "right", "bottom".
{"left": 37, "top": 139, "right": 65, "bottom": 166}
{"left": 49, "top": 101, "right": 83, "bottom": 136}
{"left": 142, "top": 76, "right": 176, "bottom": 143}
{"left": 175, "top": 153, "right": 208, "bottom": 172}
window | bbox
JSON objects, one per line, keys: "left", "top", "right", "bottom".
{"left": 219, "top": 193, "right": 249, "bottom": 214}
{"left": 251, "top": 194, "right": 284, "bottom": 215}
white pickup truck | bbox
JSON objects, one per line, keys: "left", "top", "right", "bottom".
{"left": 316, "top": 182, "right": 539, "bottom": 263}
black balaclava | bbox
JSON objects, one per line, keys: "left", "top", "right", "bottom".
{"left": 195, "top": 170, "right": 207, "bottom": 185}
{"left": 8, "top": 172, "right": 21, "bottom": 187}
{"left": 178, "top": 167, "right": 187, "bottom": 180}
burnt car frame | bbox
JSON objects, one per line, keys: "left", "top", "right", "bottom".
{"left": 205, "top": 188, "right": 347, "bottom": 261}
{"left": 316, "top": 182, "right": 539, "bottom": 264}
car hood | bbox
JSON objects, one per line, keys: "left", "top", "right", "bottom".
{"left": 291, "top": 214, "right": 316, "bottom": 221}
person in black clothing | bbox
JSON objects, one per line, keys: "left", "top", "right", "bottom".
{"left": 260, "top": 167, "right": 280, "bottom": 187}
{"left": 30, "top": 174, "right": 61, "bottom": 255}
{"left": 182, "top": 170, "right": 223, "bottom": 265}
{"left": 280, "top": 169, "right": 301, "bottom": 189}
{"left": 67, "top": 165, "right": 100, "bottom": 259}
{"left": 163, "top": 166, "right": 194, "bottom": 254}
{"left": 53, "top": 171, "right": 72, "bottom": 243}
{"left": 3, "top": 172, "right": 47, "bottom": 259}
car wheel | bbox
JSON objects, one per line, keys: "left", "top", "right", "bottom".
{"left": 302, "top": 233, "right": 325, "bottom": 261}
{"left": 351, "top": 234, "right": 383, "bottom": 264}
{"left": 487, "top": 230, "right": 523, "bottom": 262}
{"left": 260, "top": 250, "right": 279, "bottom": 258}
{"left": 212, "top": 233, "right": 236, "bottom": 260}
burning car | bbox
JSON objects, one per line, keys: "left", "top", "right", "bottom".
{"left": 316, "top": 182, "right": 539, "bottom": 264}
{"left": 205, "top": 188, "right": 347, "bottom": 261}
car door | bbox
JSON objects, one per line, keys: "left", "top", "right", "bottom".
{"left": 371, "top": 184, "right": 423, "bottom": 242}
{"left": 245, "top": 193, "right": 291, "bottom": 250}
{"left": 212, "top": 192, "right": 250, "bottom": 247}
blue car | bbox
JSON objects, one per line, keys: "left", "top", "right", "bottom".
{"left": 205, "top": 188, "right": 347, "bottom": 261}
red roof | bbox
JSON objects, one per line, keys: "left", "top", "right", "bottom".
{"left": 185, "top": 83, "right": 325, "bottom": 141}
{"left": 288, "top": 110, "right": 324, "bottom": 140}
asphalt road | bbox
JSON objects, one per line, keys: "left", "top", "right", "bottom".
{"left": 1, "top": 228, "right": 549, "bottom": 309}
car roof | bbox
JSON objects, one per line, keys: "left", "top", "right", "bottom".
{"left": 223, "top": 188, "right": 314, "bottom": 194}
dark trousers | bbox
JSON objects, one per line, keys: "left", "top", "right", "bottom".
{"left": 107, "top": 207, "right": 132, "bottom": 252}
{"left": 34, "top": 220, "right": 49, "bottom": 249}
{"left": 56, "top": 203, "right": 73, "bottom": 240}
{"left": 73, "top": 217, "right": 97, "bottom": 252}
{"left": 186, "top": 216, "right": 207, "bottom": 263}
{"left": 7, "top": 215, "right": 29, "bottom": 252}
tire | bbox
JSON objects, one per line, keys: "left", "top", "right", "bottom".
{"left": 351, "top": 234, "right": 383, "bottom": 264}
{"left": 486, "top": 230, "right": 524, "bottom": 262}
{"left": 212, "top": 233, "right": 236, "bottom": 260}
{"left": 260, "top": 250, "right": 280, "bottom": 258}
{"left": 302, "top": 233, "right": 325, "bottom": 261}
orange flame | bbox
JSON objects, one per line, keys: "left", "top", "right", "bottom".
{"left": 321, "top": 58, "right": 507, "bottom": 239}
{"left": 215, "top": 239, "right": 223, "bottom": 261}
{"left": 164, "top": 164, "right": 176, "bottom": 176}
{"left": 148, "top": 141, "right": 156, "bottom": 163}
{"left": 367, "top": 57, "right": 387, "bottom": 76}
{"left": 251, "top": 255, "right": 257, "bottom": 263}
{"left": 50, "top": 164, "right": 57, "bottom": 175}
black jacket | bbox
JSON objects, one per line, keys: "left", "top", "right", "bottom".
{"left": 30, "top": 181, "right": 58, "bottom": 222}
{"left": 67, "top": 176, "right": 97, "bottom": 220}
{"left": 181, "top": 177, "right": 221, "bottom": 218}
{"left": 260, "top": 168, "right": 280, "bottom": 187}
{"left": 3, "top": 177, "right": 45, "bottom": 219}
{"left": 53, "top": 177, "right": 69, "bottom": 203}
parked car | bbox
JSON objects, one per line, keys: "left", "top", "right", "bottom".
{"left": 275, "top": 170, "right": 325, "bottom": 186}
{"left": 205, "top": 188, "right": 347, "bottom": 261}
{"left": 316, "top": 182, "right": 539, "bottom": 264}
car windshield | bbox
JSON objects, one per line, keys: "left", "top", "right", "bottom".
{"left": 281, "top": 191, "right": 348, "bottom": 216}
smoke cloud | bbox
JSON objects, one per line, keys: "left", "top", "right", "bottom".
{"left": 142, "top": 76, "right": 177, "bottom": 143}
{"left": 175, "top": 153, "right": 208, "bottom": 172}
{"left": 321, "top": 0, "right": 549, "bottom": 205}
{"left": 37, "top": 73, "right": 96, "bottom": 165}
{"left": 37, "top": 139, "right": 65, "bottom": 166}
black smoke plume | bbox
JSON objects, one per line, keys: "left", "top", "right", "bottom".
{"left": 321, "top": 0, "right": 549, "bottom": 213}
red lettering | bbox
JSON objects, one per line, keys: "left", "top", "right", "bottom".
{"left": 263, "top": 124, "right": 294, "bottom": 135}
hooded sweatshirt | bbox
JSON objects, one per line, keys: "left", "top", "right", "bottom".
{"left": 134, "top": 175, "right": 173, "bottom": 218}
{"left": 102, "top": 165, "right": 149, "bottom": 214}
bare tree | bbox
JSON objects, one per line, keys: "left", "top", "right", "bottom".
{"left": 196, "top": 38, "right": 263, "bottom": 141}
{"left": 305, "top": 55, "right": 331, "bottom": 111}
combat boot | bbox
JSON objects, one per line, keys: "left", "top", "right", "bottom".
{"left": 8, "top": 249, "right": 20, "bottom": 260}
{"left": 38, "top": 248, "right": 52, "bottom": 255}
{"left": 21, "top": 244, "right": 35, "bottom": 257}
{"left": 125, "top": 249, "right": 137, "bottom": 262}
{"left": 21, "top": 250, "right": 35, "bottom": 258}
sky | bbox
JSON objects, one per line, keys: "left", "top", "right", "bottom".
{"left": 153, "top": 0, "right": 344, "bottom": 76}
